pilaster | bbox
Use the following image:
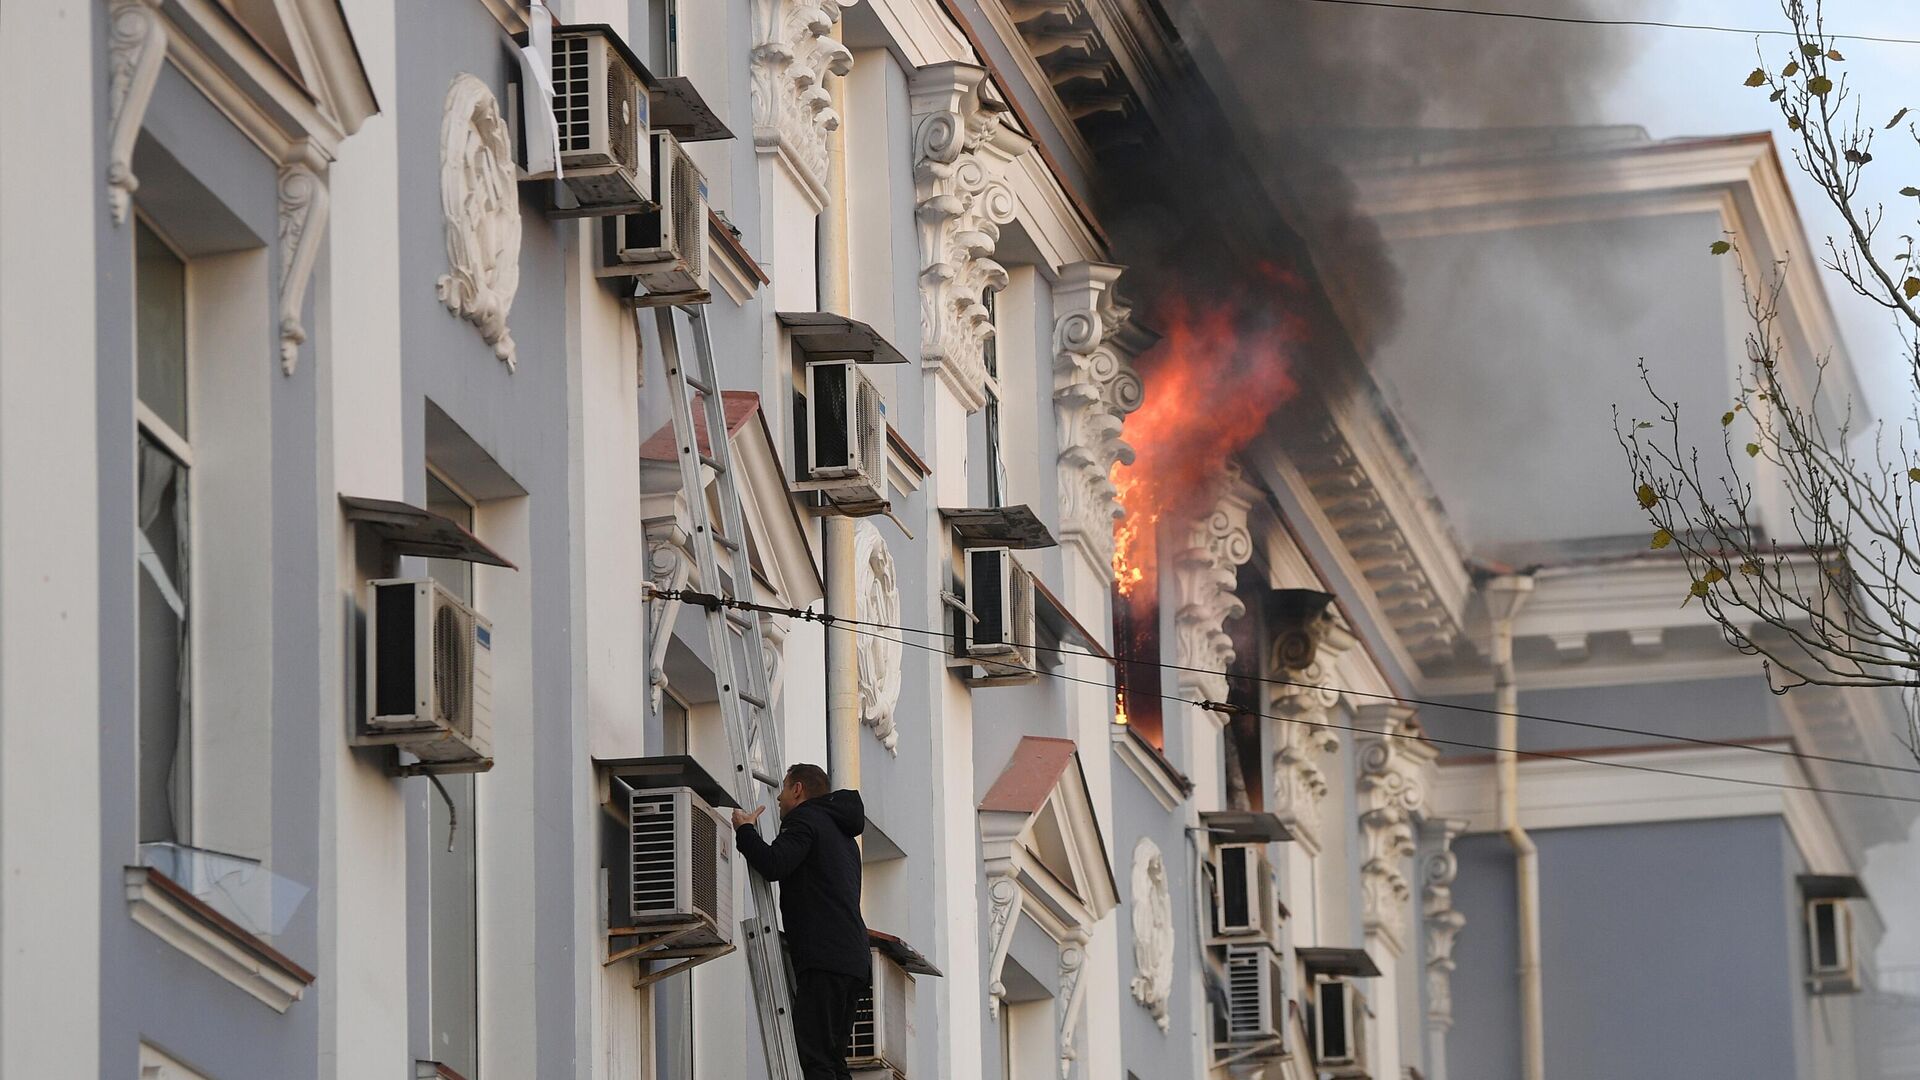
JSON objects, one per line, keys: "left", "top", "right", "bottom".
{"left": 1051, "top": 262, "right": 1144, "bottom": 578}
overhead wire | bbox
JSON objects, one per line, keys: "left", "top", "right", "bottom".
{"left": 1286, "top": 0, "right": 1920, "bottom": 47}
{"left": 651, "top": 586, "right": 1920, "bottom": 806}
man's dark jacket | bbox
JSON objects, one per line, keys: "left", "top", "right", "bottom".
{"left": 734, "top": 789, "right": 869, "bottom": 978}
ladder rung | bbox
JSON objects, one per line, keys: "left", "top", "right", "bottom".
{"left": 712, "top": 531, "right": 741, "bottom": 553}
{"left": 751, "top": 768, "right": 781, "bottom": 787}
{"left": 683, "top": 373, "right": 714, "bottom": 396}
{"left": 698, "top": 452, "right": 726, "bottom": 473}
{"left": 739, "top": 690, "right": 767, "bottom": 710}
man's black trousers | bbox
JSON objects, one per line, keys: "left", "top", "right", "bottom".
{"left": 791, "top": 967, "right": 865, "bottom": 1080}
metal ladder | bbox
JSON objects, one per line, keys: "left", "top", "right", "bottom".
{"left": 648, "top": 302, "right": 803, "bottom": 1080}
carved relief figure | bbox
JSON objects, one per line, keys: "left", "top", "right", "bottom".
{"left": 437, "top": 74, "right": 521, "bottom": 369}
{"left": 855, "top": 520, "right": 902, "bottom": 753}
{"left": 1129, "top": 837, "right": 1175, "bottom": 1031}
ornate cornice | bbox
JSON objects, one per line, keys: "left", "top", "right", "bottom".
{"left": 910, "top": 62, "right": 1033, "bottom": 414}
{"left": 1422, "top": 818, "right": 1468, "bottom": 1037}
{"left": 1052, "top": 262, "right": 1145, "bottom": 578}
{"left": 107, "top": 0, "right": 167, "bottom": 225}
{"left": 1171, "top": 469, "right": 1255, "bottom": 704}
{"left": 1267, "top": 605, "right": 1356, "bottom": 854}
{"left": 276, "top": 157, "right": 327, "bottom": 375}
{"left": 1355, "top": 703, "right": 1435, "bottom": 952}
{"left": 750, "top": 0, "right": 855, "bottom": 207}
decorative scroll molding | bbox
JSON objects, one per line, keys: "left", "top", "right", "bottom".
{"left": 984, "top": 872, "right": 1023, "bottom": 1019}
{"left": 855, "top": 520, "right": 901, "bottom": 754}
{"left": 749, "top": 0, "right": 855, "bottom": 205}
{"left": 436, "top": 74, "right": 521, "bottom": 370}
{"left": 1052, "top": 262, "right": 1145, "bottom": 577}
{"left": 911, "top": 62, "right": 1034, "bottom": 415}
{"left": 1171, "top": 469, "right": 1255, "bottom": 704}
{"left": 1057, "top": 929, "right": 1091, "bottom": 1079}
{"left": 644, "top": 521, "right": 693, "bottom": 716}
{"left": 1422, "top": 818, "right": 1467, "bottom": 1042}
{"left": 276, "top": 158, "right": 328, "bottom": 375}
{"left": 1356, "top": 703, "right": 1435, "bottom": 952}
{"left": 1129, "top": 837, "right": 1174, "bottom": 1031}
{"left": 108, "top": 0, "right": 167, "bottom": 225}
{"left": 1267, "top": 606, "right": 1356, "bottom": 854}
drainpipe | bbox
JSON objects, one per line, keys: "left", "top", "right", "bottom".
{"left": 821, "top": 25, "right": 860, "bottom": 792}
{"left": 1483, "top": 574, "right": 1542, "bottom": 1080}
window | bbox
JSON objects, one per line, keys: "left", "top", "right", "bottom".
{"left": 136, "top": 219, "right": 192, "bottom": 845}
{"left": 644, "top": 0, "right": 678, "bottom": 76}
{"left": 427, "top": 470, "right": 481, "bottom": 1078}
{"left": 982, "top": 289, "right": 1010, "bottom": 508}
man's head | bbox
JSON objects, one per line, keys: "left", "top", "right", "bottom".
{"left": 779, "top": 763, "right": 830, "bottom": 815}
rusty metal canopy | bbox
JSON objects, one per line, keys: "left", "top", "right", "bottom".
{"left": 650, "top": 76, "right": 732, "bottom": 142}
{"left": 940, "top": 504, "right": 1057, "bottom": 550}
{"left": 340, "top": 495, "right": 516, "bottom": 569}
{"left": 1199, "top": 810, "right": 1293, "bottom": 844}
{"left": 596, "top": 755, "right": 740, "bottom": 810}
{"left": 869, "top": 929, "right": 943, "bottom": 977}
{"left": 775, "top": 311, "right": 910, "bottom": 364}
{"left": 1296, "top": 947, "right": 1383, "bottom": 979}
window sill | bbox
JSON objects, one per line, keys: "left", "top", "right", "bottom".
{"left": 1111, "top": 722, "right": 1191, "bottom": 811}
{"left": 124, "top": 866, "right": 316, "bottom": 1012}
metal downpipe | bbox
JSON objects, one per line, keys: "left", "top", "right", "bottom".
{"left": 1485, "top": 574, "right": 1543, "bottom": 1080}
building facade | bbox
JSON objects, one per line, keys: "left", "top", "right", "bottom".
{"left": 0, "top": 2, "right": 1910, "bottom": 1080}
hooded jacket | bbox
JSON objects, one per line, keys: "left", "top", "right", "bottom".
{"left": 734, "top": 788, "right": 869, "bottom": 978}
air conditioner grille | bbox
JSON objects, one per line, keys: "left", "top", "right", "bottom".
{"left": 689, "top": 799, "right": 718, "bottom": 919}
{"left": 1226, "top": 947, "right": 1266, "bottom": 1039}
{"left": 670, "top": 142, "right": 705, "bottom": 282}
{"left": 1009, "top": 564, "right": 1036, "bottom": 668}
{"left": 629, "top": 790, "right": 681, "bottom": 917}
{"left": 604, "top": 49, "right": 640, "bottom": 172}
{"left": 853, "top": 368, "right": 885, "bottom": 490}
{"left": 847, "top": 978, "right": 877, "bottom": 1059}
{"left": 432, "top": 594, "right": 474, "bottom": 735}
{"left": 555, "top": 35, "right": 592, "bottom": 153}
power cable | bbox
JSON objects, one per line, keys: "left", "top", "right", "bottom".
{"left": 651, "top": 586, "right": 1920, "bottom": 805}
{"left": 1287, "top": 0, "right": 1920, "bottom": 47}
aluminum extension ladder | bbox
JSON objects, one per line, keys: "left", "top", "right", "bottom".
{"left": 647, "top": 302, "right": 803, "bottom": 1080}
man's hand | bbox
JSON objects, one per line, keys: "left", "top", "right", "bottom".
{"left": 731, "top": 805, "right": 766, "bottom": 829}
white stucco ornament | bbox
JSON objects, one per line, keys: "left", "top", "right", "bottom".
{"left": 855, "top": 520, "right": 902, "bottom": 754}
{"left": 1129, "top": 837, "right": 1175, "bottom": 1031}
{"left": 436, "top": 74, "right": 521, "bottom": 369}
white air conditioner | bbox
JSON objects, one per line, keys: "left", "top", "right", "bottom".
{"left": 1209, "top": 842, "right": 1277, "bottom": 945}
{"left": 795, "top": 360, "right": 887, "bottom": 509}
{"left": 610, "top": 784, "right": 734, "bottom": 949}
{"left": 598, "top": 132, "right": 709, "bottom": 298}
{"left": 1219, "top": 943, "right": 1286, "bottom": 1053}
{"left": 362, "top": 578, "right": 494, "bottom": 771}
{"left": 1807, "top": 897, "right": 1857, "bottom": 991}
{"left": 1312, "top": 976, "right": 1369, "bottom": 1076}
{"left": 846, "top": 947, "right": 916, "bottom": 1077}
{"left": 542, "top": 27, "right": 652, "bottom": 214}
{"left": 959, "top": 546, "right": 1036, "bottom": 681}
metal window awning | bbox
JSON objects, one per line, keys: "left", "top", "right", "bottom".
{"left": 1199, "top": 810, "right": 1293, "bottom": 844}
{"left": 869, "top": 929, "right": 943, "bottom": 977}
{"left": 940, "top": 505, "right": 1057, "bottom": 550}
{"left": 340, "top": 495, "right": 516, "bottom": 569}
{"left": 1296, "top": 947, "right": 1382, "bottom": 979}
{"left": 650, "top": 76, "right": 732, "bottom": 142}
{"left": 595, "top": 755, "right": 740, "bottom": 810}
{"left": 1798, "top": 874, "right": 1868, "bottom": 900}
{"left": 775, "top": 312, "right": 910, "bottom": 364}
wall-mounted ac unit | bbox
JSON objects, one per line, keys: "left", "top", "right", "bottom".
{"left": 795, "top": 359, "right": 887, "bottom": 510}
{"left": 846, "top": 947, "right": 916, "bottom": 1077}
{"left": 1312, "top": 975, "right": 1369, "bottom": 1077}
{"left": 1807, "top": 897, "right": 1858, "bottom": 992}
{"left": 597, "top": 132, "right": 709, "bottom": 299}
{"left": 363, "top": 578, "right": 494, "bottom": 771}
{"left": 608, "top": 784, "right": 733, "bottom": 949}
{"left": 1218, "top": 943, "right": 1286, "bottom": 1052}
{"left": 959, "top": 546, "right": 1036, "bottom": 682}
{"left": 544, "top": 27, "right": 652, "bottom": 214}
{"left": 1209, "top": 842, "right": 1277, "bottom": 946}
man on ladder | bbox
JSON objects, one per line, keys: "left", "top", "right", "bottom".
{"left": 732, "top": 763, "right": 869, "bottom": 1080}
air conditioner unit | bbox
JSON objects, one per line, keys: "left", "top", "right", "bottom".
{"left": 608, "top": 784, "right": 734, "bottom": 949}
{"left": 597, "top": 132, "right": 710, "bottom": 298}
{"left": 1312, "top": 976, "right": 1369, "bottom": 1077}
{"left": 1209, "top": 842, "right": 1277, "bottom": 945}
{"left": 795, "top": 360, "right": 887, "bottom": 509}
{"left": 846, "top": 947, "right": 916, "bottom": 1077}
{"left": 543, "top": 27, "right": 652, "bottom": 214}
{"left": 363, "top": 578, "right": 494, "bottom": 771}
{"left": 1219, "top": 943, "right": 1286, "bottom": 1053}
{"left": 959, "top": 547, "right": 1036, "bottom": 681}
{"left": 1807, "top": 897, "right": 1857, "bottom": 991}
